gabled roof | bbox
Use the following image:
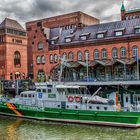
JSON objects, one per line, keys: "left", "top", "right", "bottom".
{"left": 0, "top": 18, "right": 25, "bottom": 31}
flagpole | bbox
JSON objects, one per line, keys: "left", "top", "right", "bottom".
{"left": 137, "top": 49, "right": 139, "bottom": 80}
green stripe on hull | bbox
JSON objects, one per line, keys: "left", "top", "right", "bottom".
{"left": 1, "top": 103, "right": 140, "bottom": 127}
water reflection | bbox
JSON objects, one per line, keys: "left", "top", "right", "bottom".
{"left": 0, "top": 116, "right": 140, "bottom": 140}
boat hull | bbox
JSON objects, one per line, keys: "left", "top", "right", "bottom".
{"left": 0, "top": 102, "right": 140, "bottom": 128}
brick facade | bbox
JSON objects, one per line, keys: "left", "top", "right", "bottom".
{"left": 0, "top": 18, "right": 27, "bottom": 80}
{"left": 26, "top": 7, "right": 140, "bottom": 81}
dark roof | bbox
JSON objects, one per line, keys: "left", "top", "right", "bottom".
{"left": 0, "top": 18, "right": 25, "bottom": 31}
{"left": 50, "top": 18, "right": 140, "bottom": 46}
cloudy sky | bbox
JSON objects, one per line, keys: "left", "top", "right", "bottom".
{"left": 0, "top": 0, "right": 140, "bottom": 27}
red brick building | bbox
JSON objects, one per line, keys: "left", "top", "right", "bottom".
{"left": 0, "top": 18, "right": 27, "bottom": 80}
{"left": 26, "top": 4, "right": 140, "bottom": 82}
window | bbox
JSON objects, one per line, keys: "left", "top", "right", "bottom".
{"left": 115, "top": 31, "right": 123, "bottom": 36}
{"left": 94, "top": 49, "right": 99, "bottom": 59}
{"left": 54, "top": 54, "right": 58, "bottom": 63}
{"left": 77, "top": 51, "right": 82, "bottom": 61}
{"left": 84, "top": 50, "right": 89, "bottom": 60}
{"left": 38, "top": 42, "right": 43, "bottom": 50}
{"left": 80, "top": 33, "right": 90, "bottom": 41}
{"left": 132, "top": 46, "right": 138, "bottom": 57}
{"left": 68, "top": 52, "right": 74, "bottom": 61}
{"left": 97, "top": 33, "right": 104, "bottom": 39}
{"left": 65, "top": 38, "right": 71, "bottom": 43}
{"left": 51, "top": 40, "right": 55, "bottom": 45}
{"left": 112, "top": 48, "right": 118, "bottom": 58}
{"left": 37, "top": 21, "right": 42, "bottom": 27}
{"left": 48, "top": 89, "right": 52, "bottom": 93}
{"left": 121, "top": 47, "right": 126, "bottom": 57}
{"left": 14, "top": 51, "right": 21, "bottom": 67}
{"left": 41, "top": 56, "right": 46, "bottom": 64}
{"left": 36, "top": 56, "right": 41, "bottom": 64}
{"left": 62, "top": 53, "right": 67, "bottom": 60}
{"left": 102, "top": 49, "right": 107, "bottom": 59}
{"left": 50, "top": 54, "right": 53, "bottom": 63}
{"left": 80, "top": 35, "right": 87, "bottom": 40}
{"left": 135, "top": 28, "right": 140, "bottom": 34}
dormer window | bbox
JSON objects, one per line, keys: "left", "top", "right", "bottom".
{"left": 96, "top": 30, "right": 106, "bottom": 39}
{"left": 115, "top": 31, "right": 123, "bottom": 36}
{"left": 80, "top": 32, "right": 90, "bottom": 41}
{"left": 50, "top": 36, "right": 59, "bottom": 45}
{"left": 97, "top": 33, "right": 104, "bottom": 39}
{"left": 65, "top": 35, "right": 74, "bottom": 43}
{"left": 135, "top": 26, "right": 140, "bottom": 34}
{"left": 114, "top": 28, "right": 125, "bottom": 37}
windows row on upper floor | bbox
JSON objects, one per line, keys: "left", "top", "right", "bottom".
{"left": 49, "top": 46, "right": 139, "bottom": 63}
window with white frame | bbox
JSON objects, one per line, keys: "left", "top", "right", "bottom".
{"left": 62, "top": 53, "right": 67, "bottom": 60}
{"left": 132, "top": 46, "right": 138, "bottom": 57}
{"left": 84, "top": 50, "right": 89, "bottom": 60}
{"left": 112, "top": 48, "right": 118, "bottom": 58}
{"left": 41, "top": 56, "right": 46, "bottom": 64}
{"left": 121, "top": 47, "right": 126, "bottom": 57}
{"left": 65, "top": 38, "right": 71, "bottom": 43}
{"left": 68, "top": 52, "right": 74, "bottom": 60}
{"left": 94, "top": 49, "right": 99, "bottom": 59}
{"left": 135, "top": 28, "right": 140, "bottom": 34}
{"left": 50, "top": 54, "right": 53, "bottom": 63}
{"left": 77, "top": 51, "right": 82, "bottom": 61}
{"left": 54, "top": 54, "right": 58, "bottom": 63}
{"left": 36, "top": 56, "right": 41, "bottom": 64}
{"left": 102, "top": 49, "right": 107, "bottom": 59}
{"left": 115, "top": 31, "right": 123, "bottom": 36}
{"left": 38, "top": 42, "right": 43, "bottom": 50}
{"left": 97, "top": 33, "right": 104, "bottom": 39}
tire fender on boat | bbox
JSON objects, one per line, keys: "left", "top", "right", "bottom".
{"left": 68, "top": 96, "right": 74, "bottom": 102}
{"left": 75, "top": 96, "right": 81, "bottom": 102}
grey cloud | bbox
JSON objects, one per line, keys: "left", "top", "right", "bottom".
{"left": 0, "top": 0, "right": 139, "bottom": 27}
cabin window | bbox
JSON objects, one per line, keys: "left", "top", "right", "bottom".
{"left": 67, "top": 105, "right": 69, "bottom": 108}
{"left": 24, "top": 94, "right": 27, "bottom": 98}
{"left": 96, "top": 106, "right": 100, "bottom": 110}
{"left": 42, "top": 89, "right": 46, "bottom": 93}
{"left": 21, "top": 94, "right": 23, "bottom": 97}
{"left": 48, "top": 89, "right": 52, "bottom": 93}
{"left": 75, "top": 106, "right": 78, "bottom": 109}
{"left": 104, "top": 107, "right": 107, "bottom": 110}
{"left": 28, "top": 94, "right": 31, "bottom": 98}
{"left": 89, "top": 106, "right": 92, "bottom": 109}
{"left": 135, "top": 28, "right": 140, "bottom": 34}
{"left": 37, "top": 89, "right": 41, "bottom": 92}
{"left": 32, "top": 95, "right": 35, "bottom": 98}
{"left": 47, "top": 85, "right": 53, "bottom": 88}
{"left": 57, "top": 105, "right": 60, "bottom": 108}
{"left": 126, "top": 96, "right": 128, "bottom": 102}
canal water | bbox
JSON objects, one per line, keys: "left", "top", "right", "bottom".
{"left": 0, "top": 116, "right": 140, "bottom": 140}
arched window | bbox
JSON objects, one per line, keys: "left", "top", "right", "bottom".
{"left": 94, "top": 49, "right": 99, "bottom": 59}
{"left": 68, "top": 52, "right": 74, "bottom": 61}
{"left": 102, "top": 49, "right": 107, "bottom": 59}
{"left": 36, "top": 56, "right": 41, "bottom": 64}
{"left": 14, "top": 51, "right": 21, "bottom": 67}
{"left": 77, "top": 51, "right": 82, "bottom": 61}
{"left": 112, "top": 48, "right": 118, "bottom": 58}
{"left": 84, "top": 50, "right": 89, "bottom": 60}
{"left": 121, "top": 47, "right": 126, "bottom": 57}
{"left": 62, "top": 53, "right": 67, "bottom": 60}
{"left": 41, "top": 56, "right": 46, "bottom": 64}
{"left": 54, "top": 54, "right": 58, "bottom": 63}
{"left": 38, "top": 42, "right": 43, "bottom": 50}
{"left": 50, "top": 54, "right": 53, "bottom": 63}
{"left": 132, "top": 46, "right": 138, "bottom": 57}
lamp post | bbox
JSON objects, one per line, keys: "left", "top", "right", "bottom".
{"left": 85, "top": 52, "right": 89, "bottom": 82}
